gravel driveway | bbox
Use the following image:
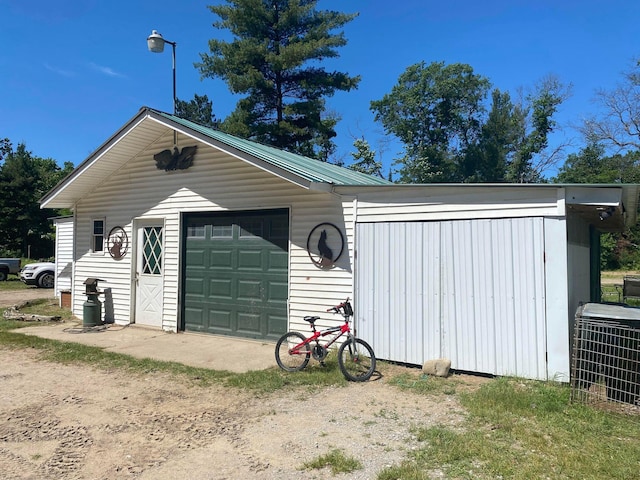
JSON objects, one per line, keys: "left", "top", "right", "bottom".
{"left": 0, "top": 347, "right": 484, "bottom": 479}
{"left": 0, "top": 286, "right": 487, "bottom": 478}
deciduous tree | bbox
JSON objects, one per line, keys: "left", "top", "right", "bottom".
{"left": 370, "top": 61, "right": 490, "bottom": 183}
{"left": 463, "top": 89, "right": 525, "bottom": 182}
{"left": 553, "top": 142, "right": 640, "bottom": 270}
{"left": 0, "top": 141, "right": 73, "bottom": 258}
{"left": 371, "top": 62, "right": 568, "bottom": 183}
{"left": 507, "top": 76, "right": 569, "bottom": 182}
{"left": 583, "top": 59, "right": 640, "bottom": 152}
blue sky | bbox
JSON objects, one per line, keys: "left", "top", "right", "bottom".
{"left": 1, "top": 0, "right": 639, "bottom": 178}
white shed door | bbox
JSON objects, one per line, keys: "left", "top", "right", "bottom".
{"left": 135, "top": 222, "right": 164, "bottom": 327}
{"left": 355, "top": 217, "right": 547, "bottom": 379}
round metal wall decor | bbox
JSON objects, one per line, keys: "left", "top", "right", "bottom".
{"left": 306, "top": 222, "right": 345, "bottom": 268}
{"left": 107, "top": 226, "right": 129, "bottom": 260}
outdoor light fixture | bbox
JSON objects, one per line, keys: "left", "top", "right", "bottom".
{"left": 599, "top": 206, "right": 616, "bottom": 221}
{"left": 147, "top": 30, "right": 198, "bottom": 172}
{"left": 147, "top": 30, "right": 177, "bottom": 114}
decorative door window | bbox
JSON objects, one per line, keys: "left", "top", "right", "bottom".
{"left": 142, "top": 226, "right": 163, "bottom": 275}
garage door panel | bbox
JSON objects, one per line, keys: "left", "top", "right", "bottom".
{"left": 268, "top": 251, "right": 288, "bottom": 270}
{"left": 184, "top": 209, "right": 289, "bottom": 340}
{"left": 209, "top": 308, "right": 232, "bottom": 331}
{"left": 210, "top": 249, "right": 234, "bottom": 268}
{"left": 209, "top": 278, "right": 232, "bottom": 297}
{"left": 237, "top": 249, "right": 263, "bottom": 270}
{"left": 268, "top": 281, "right": 288, "bottom": 302}
{"left": 237, "top": 279, "right": 261, "bottom": 300}
{"left": 237, "top": 312, "right": 261, "bottom": 334}
{"left": 267, "top": 313, "right": 287, "bottom": 336}
{"left": 185, "top": 278, "right": 205, "bottom": 296}
{"left": 186, "top": 249, "right": 206, "bottom": 266}
{"left": 184, "top": 307, "right": 204, "bottom": 330}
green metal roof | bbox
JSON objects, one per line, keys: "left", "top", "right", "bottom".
{"left": 151, "top": 108, "right": 391, "bottom": 186}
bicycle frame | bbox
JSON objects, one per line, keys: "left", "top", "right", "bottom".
{"left": 289, "top": 321, "right": 352, "bottom": 356}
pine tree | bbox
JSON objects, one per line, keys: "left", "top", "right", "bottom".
{"left": 175, "top": 94, "right": 219, "bottom": 128}
{"left": 197, "top": 0, "right": 360, "bottom": 161}
{"left": 348, "top": 138, "right": 382, "bottom": 177}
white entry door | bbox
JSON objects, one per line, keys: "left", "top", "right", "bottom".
{"left": 135, "top": 222, "right": 164, "bottom": 327}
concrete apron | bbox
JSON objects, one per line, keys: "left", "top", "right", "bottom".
{"left": 14, "top": 322, "right": 278, "bottom": 373}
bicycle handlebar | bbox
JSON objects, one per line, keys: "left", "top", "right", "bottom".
{"left": 327, "top": 298, "right": 352, "bottom": 316}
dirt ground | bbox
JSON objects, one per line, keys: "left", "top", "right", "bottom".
{"left": 0, "top": 346, "right": 486, "bottom": 480}
{"left": 1, "top": 271, "right": 632, "bottom": 478}
{"left": 0, "top": 286, "right": 54, "bottom": 308}
{"left": 0, "top": 285, "right": 487, "bottom": 479}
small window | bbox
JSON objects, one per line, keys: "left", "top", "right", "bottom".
{"left": 240, "top": 220, "right": 263, "bottom": 238}
{"left": 269, "top": 218, "right": 288, "bottom": 240}
{"left": 187, "top": 224, "right": 206, "bottom": 239}
{"left": 92, "top": 219, "right": 105, "bottom": 253}
{"left": 211, "top": 224, "right": 233, "bottom": 238}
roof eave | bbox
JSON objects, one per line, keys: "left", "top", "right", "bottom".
{"left": 40, "top": 107, "right": 151, "bottom": 209}
{"left": 144, "top": 112, "right": 322, "bottom": 191}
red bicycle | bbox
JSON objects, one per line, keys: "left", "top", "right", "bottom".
{"left": 275, "top": 299, "right": 376, "bottom": 382}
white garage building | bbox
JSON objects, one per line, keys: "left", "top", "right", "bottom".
{"left": 41, "top": 107, "right": 640, "bottom": 382}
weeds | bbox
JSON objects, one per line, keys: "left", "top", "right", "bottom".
{"left": 301, "top": 448, "right": 363, "bottom": 475}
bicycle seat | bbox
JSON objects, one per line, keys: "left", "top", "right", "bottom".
{"left": 303, "top": 316, "right": 320, "bottom": 323}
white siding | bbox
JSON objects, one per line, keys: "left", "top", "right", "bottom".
{"left": 355, "top": 217, "right": 549, "bottom": 380}
{"left": 54, "top": 217, "right": 74, "bottom": 298}
{"left": 72, "top": 133, "right": 354, "bottom": 330}
{"left": 352, "top": 186, "right": 562, "bottom": 222}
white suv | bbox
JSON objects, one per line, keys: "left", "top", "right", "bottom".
{"left": 20, "top": 262, "right": 56, "bottom": 288}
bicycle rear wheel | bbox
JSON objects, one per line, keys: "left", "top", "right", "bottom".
{"left": 338, "top": 337, "right": 376, "bottom": 381}
{"left": 275, "top": 332, "right": 311, "bottom": 372}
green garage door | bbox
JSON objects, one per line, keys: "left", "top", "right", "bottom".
{"left": 182, "top": 209, "right": 289, "bottom": 340}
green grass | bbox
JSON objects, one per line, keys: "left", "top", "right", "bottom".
{"left": 0, "top": 300, "right": 351, "bottom": 394}
{"left": 301, "top": 448, "right": 363, "bottom": 475}
{"left": 601, "top": 284, "right": 640, "bottom": 306}
{"left": 14, "top": 298, "right": 76, "bottom": 320}
{"left": 379, "top": 377, "right": 640, "bottom": 480}
{"left": 0, "top": 276, "right": 30, "bottom": 290}
{"left": 600, "top": 270, "right": 640, "bottom": 305}
{"left": 0, "top": 323, "right": 351, "bottom": 393}
{"left": 390, "top": 371, "right": 467, "bottom": 396}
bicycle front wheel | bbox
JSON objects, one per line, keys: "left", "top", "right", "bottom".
{"left": 338, "top": 337, "right": 376, "bottom": 382}
{"left": 275, "top": 332, "right": 311, "bottom": 372}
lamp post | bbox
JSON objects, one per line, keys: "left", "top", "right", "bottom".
{"left": 147, "top": 30, "right": 177, "bottom": 114}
